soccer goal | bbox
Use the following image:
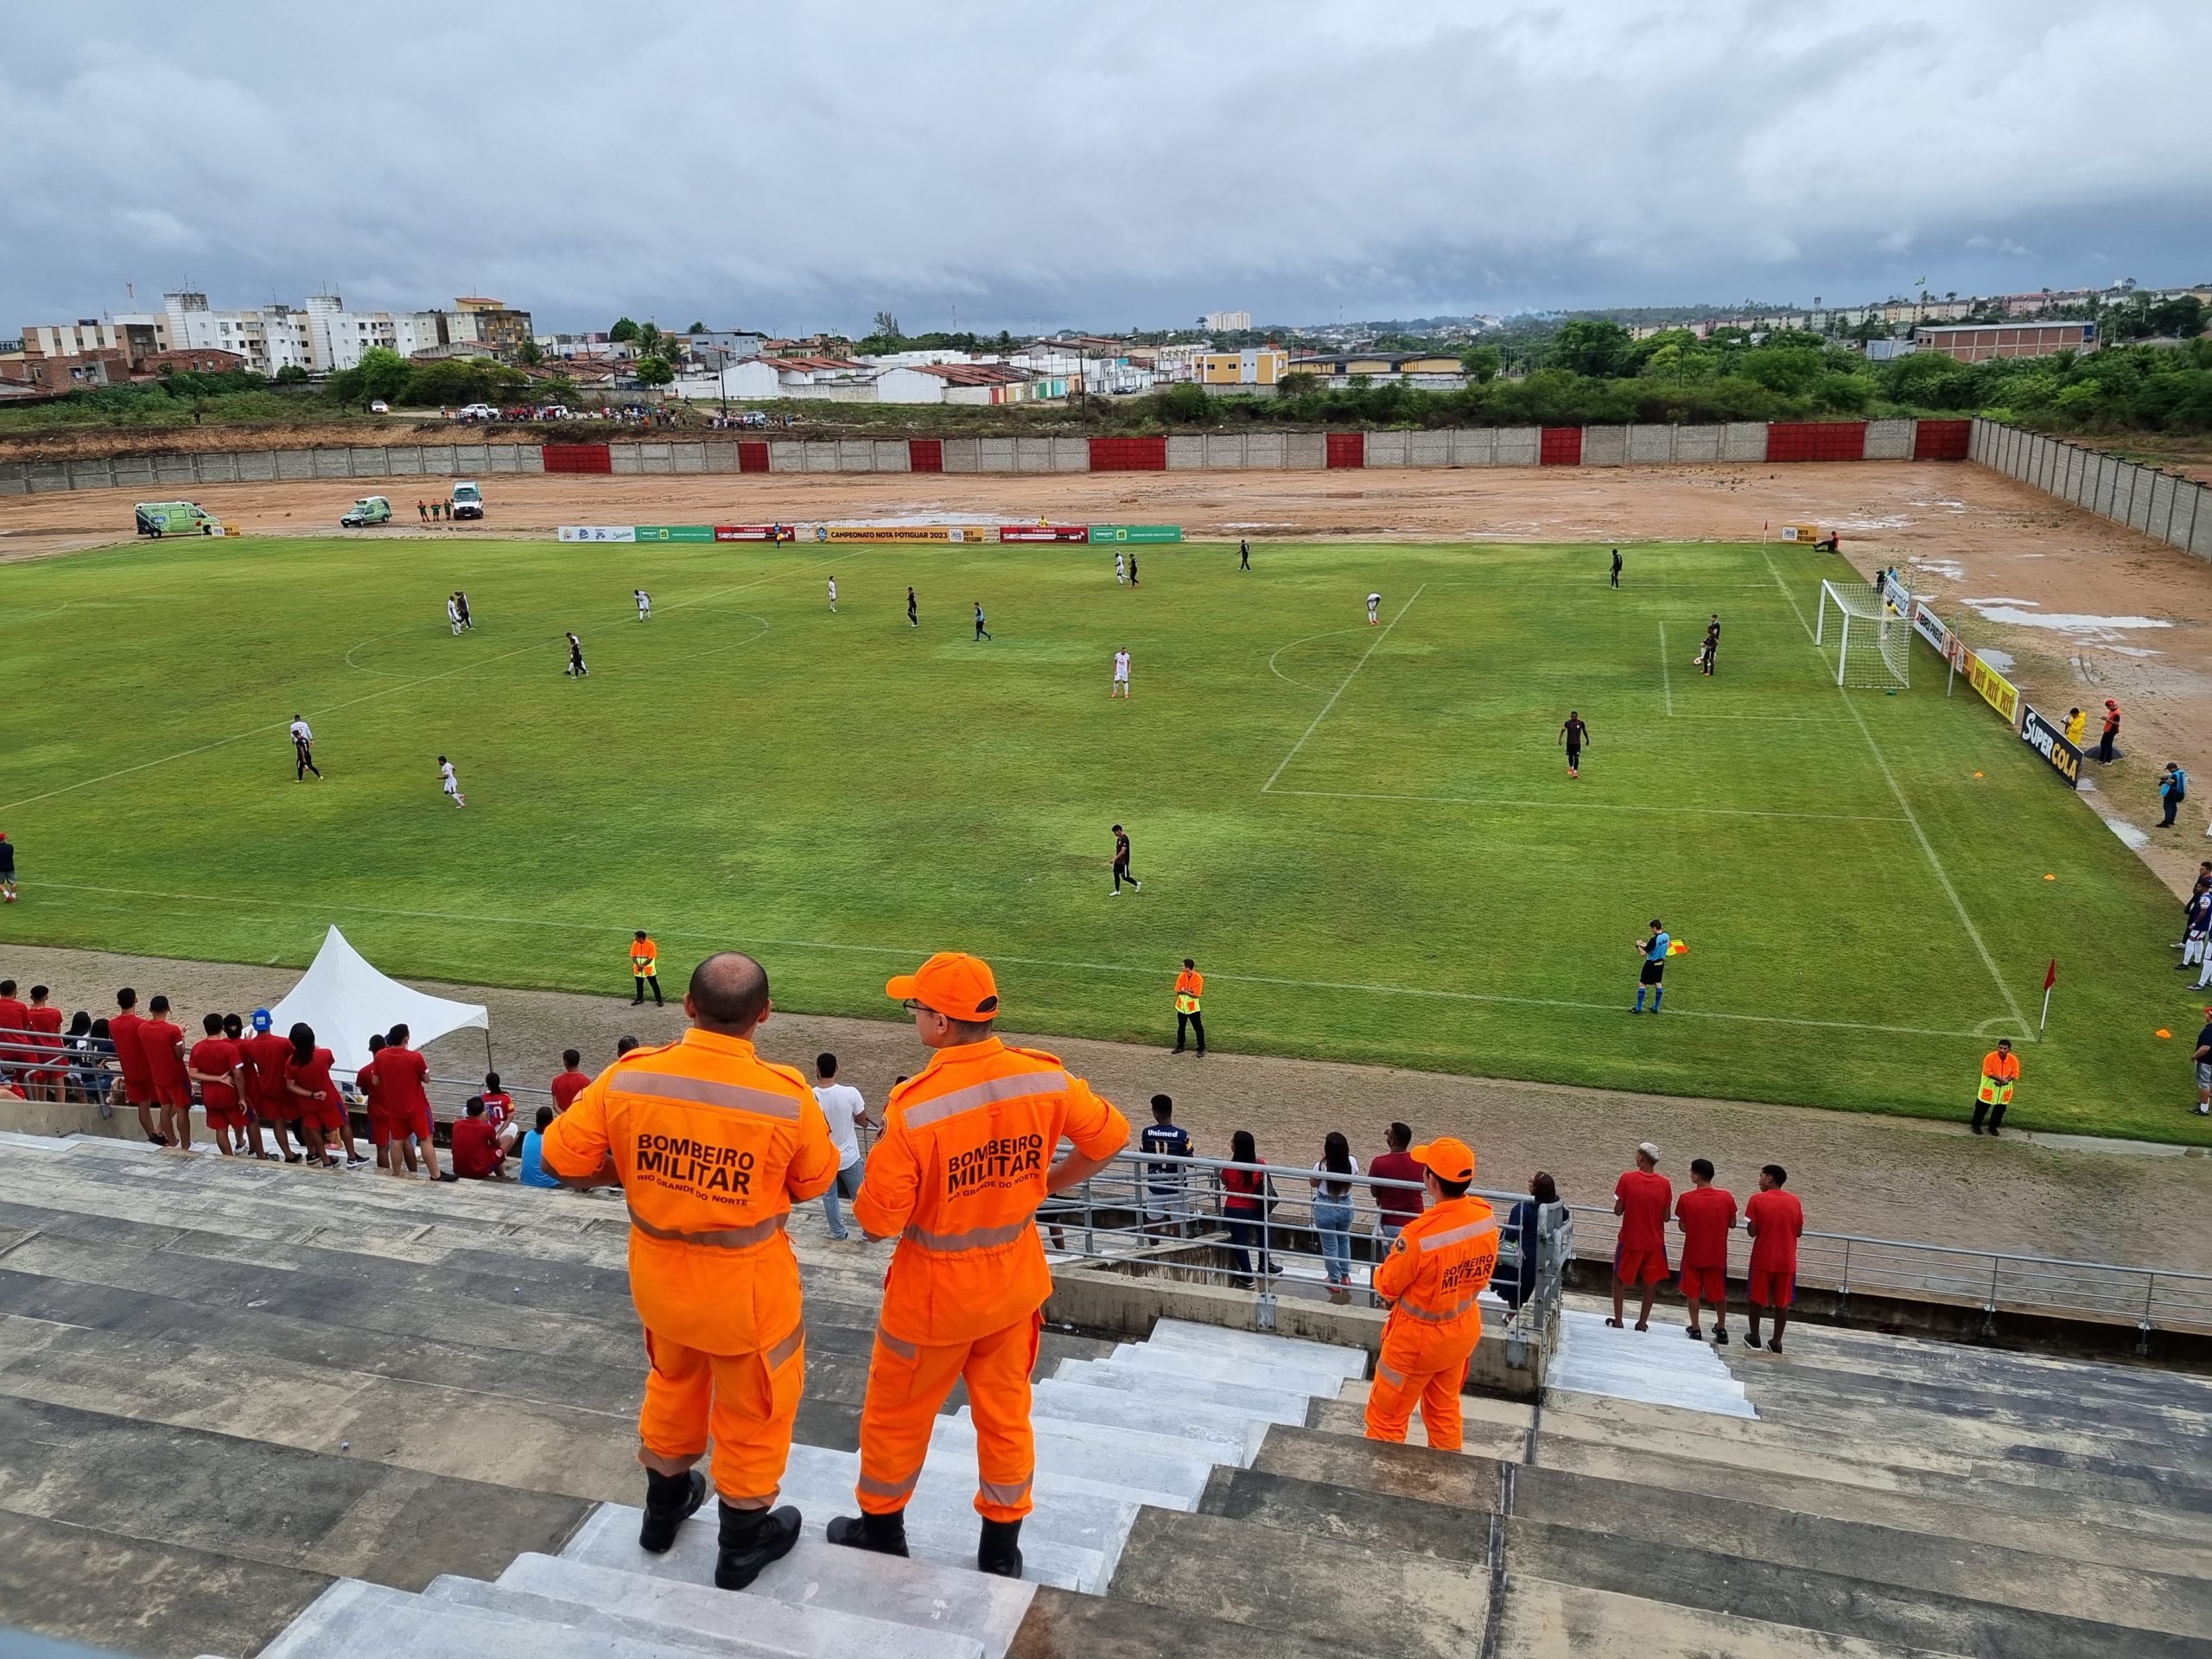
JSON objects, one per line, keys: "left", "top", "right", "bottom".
{"left": 1815, "top": 579, "right": 1910, "bottom": 690}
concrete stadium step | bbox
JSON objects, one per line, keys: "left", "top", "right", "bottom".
{"left": 927, "top": 1415, "right": 1208, "bottom": 1509}
{"left": 1051, "top": 1355, "right": 1319, "bottom": 1421}
{"left": 1094, "top": 1338, "right": 1355, "bottom": 1400}
{"left": 1198, "top": 1465, "right": 1491, "bottom": 1567}
{"left": 954, "top": 1403, "right": 1242, "bottom": 1485}
{"left": 1144, "top": 1316, "right": 1370, "bottom": 1380}
{"left": 1105, "top": 1504, "right": 1490, "bottom": 1659}
{"left": 1510, "top": 1461, "right": 2212, "bottom": 1637}
{"left": 1028, "top": 1377, "right": 1274, "bottom": 1460}
{"left": 1545, "top": 1308, "right": 1756, "bottom": 1417}
{"left": 1495, "top": 1574, "right": 1976, "bottom": 1659}
{"left": 1502, "top": 1514, "right": 2209, "bottom": 1659}
{"left": 425, "top": 1560, "right": 983, "bottom": 1659}
{"left": 561, "top": 1507, "right": 1036, "bottom": 1658}
{"left": 1250, "top": 1423, "right": 1505, "bottom": 1509}
{"left": 1306, "top": 1395, "right": 1533, "bottom": 1457}
{"left": 261, "top": 1577, "right": 740, "bottom": 1659}
{"left": 1001, "top": 1582, "right": 1370, "bottom": 1659}
{"left": 772, "top": 1442, "right": 1116, "bottom": 1590}
{"left": 1537, "top": 1435, "right": 2212, "bottom": 1581}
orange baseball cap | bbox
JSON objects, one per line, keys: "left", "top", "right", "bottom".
{"left": 1410, "top": 1135, "right": 1476, "bottom": 1184}
{"left": 886, "top": 951, "right": 1001, "bottom": 1021}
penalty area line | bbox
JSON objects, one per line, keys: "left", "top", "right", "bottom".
{"left": 35, "top": 878, "right": 1993, "bottom": 1043}
{"left": 1268, "top": 787, "right": 1904, "bottom": 825}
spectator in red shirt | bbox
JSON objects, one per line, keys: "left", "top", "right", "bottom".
{"left": 109, "top": 988, "right": 159, "bottom": 1145}
{"left": 187, "top": 1013, "right": 247, "bottom": 1157}
{"left": 1745, "top": 1164, "right": 1806, "bottom": 1354}
{"left": 480, "top": 1071, "right": 518, "bottom": 1152}
{"left": 141, "top": 995, "right": 194, "bottom": 1152}
{"left": 238, "top": 1009, "right": 299, "bottom": 1161}
{"left": 448, "top": 1096, "right": 505, "bottom": 1180}
{"left": 1674, "top": 1157, "right": 1738, "bottom": 1344}
{"left": 0, "top": 979, "right": 29, "bottom": 1092}
{"left": 377, "top": 1023, "right": 442, "bottom": 1179}
{"left": 359, "top": 1033, "right": 410, "bottom": 1174}
{"left": 1610, "top": 1141, "right": 1673, "bottom": 1331}
{"left": 283, "top": 1023, "right": 346, "bottom": 1167}
{"left": 1368, "top": 1122, "right": 1427, "bottom": 1306}
{"left": 550, "top": 1049, "right": 590, "bottom": 1113}
{"left": 23, "top": 986, "right": 65, "bottom": 1103}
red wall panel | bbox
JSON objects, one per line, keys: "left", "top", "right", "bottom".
{"left": 1539, "top": 427, "right": 1583, "bottom": 466}
{"left": 736, "top": 441, "right": 771, "bottom": 474}
{"left": 1325, "top": 432, "right": 1365, "bottom": 468}
{"left": 908, "top": 438, "right": 944, "bottom": 473}
{"left": 1089, "top": 435, "right": 1168, "bottom": 471}
{"left": 541, "top": 443, "right": 612, "bottom": 474}
{"left": 1766, "top": 422, "right": 1866, "bottom": 462}
{"left": 1912, "top": 419, "right": 1972, "bottom": 461}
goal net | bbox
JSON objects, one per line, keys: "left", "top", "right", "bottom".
{"left": 1815, "top": 578, "right": 1910, "bottom": 690}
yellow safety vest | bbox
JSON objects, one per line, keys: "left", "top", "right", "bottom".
{"left": 1977, "top": 1074, "right": 2013, "bottom": 1105}
{"left": 632, "top": 944, "right": 658, "bottom": 976}
{"left": 1173, "top": 976, "right": 1202, "bottom": 1014}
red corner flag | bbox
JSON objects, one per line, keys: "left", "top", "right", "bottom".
{"left": 2039, "top": 958, "right": 2056, "bottom": 1039}
{"left": 2043, "top": 959, "right": 2057, "bottom": 990}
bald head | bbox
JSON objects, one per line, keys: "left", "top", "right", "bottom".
{"left": 687, "top": 951, "right": 770, "bottom": 1034}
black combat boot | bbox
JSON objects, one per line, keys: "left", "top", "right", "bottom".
{"left": 715, "top": 1501, "right": 802, "bottom": 1591}
{"left": 976, "top": 1516, "right": 1024, "bottom": 1579}
{"left": 825, "top": 1509, "right": 910, "bottom": 1557}
{"left": 638, "top": 1468, "right": 705, "bottom": 1554}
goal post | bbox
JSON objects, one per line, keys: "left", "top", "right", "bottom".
{"left": 1815, "top": 579, "right": 1910, "bottom": 690}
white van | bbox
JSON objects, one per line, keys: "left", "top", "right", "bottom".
{"left": 449, "top": 481, "right": 484, "bottom": 520}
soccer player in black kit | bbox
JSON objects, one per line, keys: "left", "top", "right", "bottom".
{"left": 1560, "top": 710, "right": 1590, "bottom": 779}
{"left": 1109, "top": 823, "right": 1141, "bottom": 895}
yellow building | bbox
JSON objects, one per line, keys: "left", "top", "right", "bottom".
{"left": 1199, "top": 347, "right": 1288, "bottom": 385}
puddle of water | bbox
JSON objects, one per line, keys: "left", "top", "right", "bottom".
{"left": 1833, "top": 514, "right": 1910, "bottom": 531}
{"left": 1976, "top": 646, "right": 2017, "bottom": 671}
{"left": 2106, "top": 645, "right": 2167, "bottom": 658}
{"left": 1968, "top": 605, "right": 2173, "bottom": 633}
{"left": 1914, "top": 558, "right": 1967, "bottom": 581}
{"left": 2108, "top": 818, "right": 2152, "bottom": 850}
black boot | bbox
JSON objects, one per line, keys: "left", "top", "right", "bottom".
{"left": 715, "top": 1501, "right": 801, "bottom": 1591}
{"left": 639, "top": 1468, "right": 706, "bottom": 1554}
{"left": 977, "top": 1516, "right": 1024, "bottom": 1579}
{"left": 826, "top": 1509, "right": 909, "bottom": 1558}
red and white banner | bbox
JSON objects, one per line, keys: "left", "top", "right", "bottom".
{"left": 713, "top": 525, "right": 796, "bottom": 542}
{"left": 997, "top": 524, "right": 1090, "bottom": 543}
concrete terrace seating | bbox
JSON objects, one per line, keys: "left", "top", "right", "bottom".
{"left": 3, "top": 1134, "right": 2209, "bottom": 1658}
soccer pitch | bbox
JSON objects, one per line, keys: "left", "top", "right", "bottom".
{"left": 0, "top": 531, "right": 2190, "bottom": 1140}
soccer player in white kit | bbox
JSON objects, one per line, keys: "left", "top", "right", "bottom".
{"left": 447, "top": 594, "right": 463, "bottom": 636}
{"left": 1116, "top": 551, "right": 1127, "bottom": 585}
{"left": 828, "top": 576, "right": 837, "bottom": 613}
{"left": 1112, "top": 647, "right": 1132, "bottom": 699}
{"left": 437, "top": 755, "right": 466, "bottom": 809}
{"left": 634, "top": 588, "right": 651, "bottom": 621}
{"left": 1367, "top": 591, "right": 1382, "bottom": 625}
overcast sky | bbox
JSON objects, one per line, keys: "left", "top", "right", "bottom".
{"left": 6, "top": 1, "right": 2206, "bottom": 337}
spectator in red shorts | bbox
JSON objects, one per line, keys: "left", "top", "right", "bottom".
{"left": 1674, "top": 1157, "right": 1738, "bottom": 1344}
{"left": 359, "top": 1033, "right": 409, "bottom": 1174}
{"left": 1609, "top": 1141, "right": 1673, "bottom": 1331}
{"left": 377, "top": 1023, "right": 442, "bottom": 1179}
{"left": 550, "top": 1049, "right": 590, "bottom": 1113}
{"left": 141, "top": 995, "right": 194, "bottom": 1152}
{"left": 448, "top": 1096, "right": 505, "bottom": 1180}
{"left": 23, "top": 986, "right": 64, "bottom": 1103}
{"left": 187, "top": 1014, "right": 247, "bottom": 1158}
{"left": 1745, "top": 1164, "right": 1805, "bottom": 1354}
{"left": 109, "top": 988, "right": 159, "bottom": 1145}
{"left": 238, "top": 1008, "right": 298, "bottom": 1161}
{"left": 284, "top": 1022, "right": 346, "bottom": 1167}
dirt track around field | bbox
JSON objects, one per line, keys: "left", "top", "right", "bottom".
{"left": 3, "top": 941, "right": 2205, "bottom": 1271}
{"left": 7, "top": 458, "right": 2211, "bottom": 896}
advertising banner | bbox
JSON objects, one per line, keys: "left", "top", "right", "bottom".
{"left": 1088, "top": 524, "right": 1184, "bottom": 543}
{"left": 712, "top": 525, "right": 796, "bottom": 542}
{"left": 810, "top": 524, "right": 993, "bottom": 543}
{"left": 558, "top": 525, "right": 636, "bottom": 543}
{"left": 1961, "top": 648, "right": 2021, "bottom": 727}
{"left": 2018, "top": 703, "right": 2082, "bottom": 789}
{"left": 1910, "top": 600, "right": 1951, "bottom": 656}
{"left": 998, "top": 524, "right": 1090, "bottom": 543}
{"left": 633, "top": 524, "right": 715, "bottom": 543}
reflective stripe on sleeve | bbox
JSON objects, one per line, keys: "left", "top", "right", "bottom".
{"left": 902, "top": 1217, "right": 1037, "bottom": 1254}
{"left": 627, "top": 1205, "right": 789, "bottom": 1249}
{"left": 1417, "top": 1218, "right": 1498, "bottom": 1251}
{"left": 624, "top": 1072, "right": 803, "bottom": 1120}
{"left": 900, "top": 1070, "right": 1071, "bottom": 1130}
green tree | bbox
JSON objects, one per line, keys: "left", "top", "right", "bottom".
{"left": 635, "top": 322, "right": 665, "bottom": 359}
{"left": 873, "top": 311, "right": 902, "bottom": 343}
{"left": 686, "top": 321, "right": 707, "bottom": 334}
{"left": 515, "top": 337, "right": 543, "bottom": 367}
{"left": 1551, "top": 319, "right": 1633, "bottom": 378}
{"left": 608, "top": 317, "right": 640, "bottom": 344}
{"left": 354, "top": 346, "right": 412, "bottom": 404}
{"left": 2148, "top": 296, "right": 2206, "bottom": 339}
{"left": 635, "top": 354, "right": 674, "bottom": 387}
{"left": 273, "top": 363, "right": 309, "bottom": 385}
{"left": 1459, "top": 344, "right": 1502, "bottom": 383}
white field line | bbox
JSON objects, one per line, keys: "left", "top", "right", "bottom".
{"left": 1766, "top": 544, "right": 2027, "bottom": 1037}
{"left": 1658, "top": 621, "right": 1674, "bottom": 716}
{"left": 31, "top": 878, "right": 1993, "bottom": 1042}
{"left": 1268, "top": 787, "right": 1903, "bottom": 825}
{"left": 1267, "top": 626, "right": 1361, "bottom": 693}
{"left": 1262, "top": 584, "right": 1426, "bottom": 794}
{"left": 0, "top": 549, "right": 845, "bottom": 815}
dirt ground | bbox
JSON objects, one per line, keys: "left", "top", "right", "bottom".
{"left": 7, "top": 457, "right": 2210, "bottom": 892}
{"left": 3, "top": 941, "right": 2205, "bottom": 1273}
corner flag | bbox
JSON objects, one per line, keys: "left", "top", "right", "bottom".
{"left": 2038, "top": 959, "right": 2056, "bottom": 1038}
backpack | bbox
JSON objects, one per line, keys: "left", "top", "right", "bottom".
{"left": 2176, "top": 769, "right": 2189, "bottom": 802}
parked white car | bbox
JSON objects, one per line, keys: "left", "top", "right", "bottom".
{"left": 456, "top": 403, "right": 499, "bottom": 421}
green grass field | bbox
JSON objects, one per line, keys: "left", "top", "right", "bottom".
{"left": 0, "top": 531, "right": 2196, "bottom": 1141}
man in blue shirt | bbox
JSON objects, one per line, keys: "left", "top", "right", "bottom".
{"left": 1139, "top": 1094, "right": 1192, "bottom": 1236}
{"left": 1632, "top": 919, "right": 1670, "bottom": 1015}
{"left": 518, "top": 1105, "right": 563, "bottom": 1188}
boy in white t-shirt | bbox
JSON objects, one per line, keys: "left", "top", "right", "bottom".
{"left": 634, "top": 588, "right": 651, "bottom": 621}
{"left": 437, "top": 755, "right": 465, "bottom": 809}
{"left": 828, "top": 576, "right": 838, "bottom": 613}
{"left": 1111, "top": 648, "right": 1131, "bottom": 699}
{"left": 1367, "top": 591, "right": 1382, "bottom": 625}
{"left": 812, "top": 1052, "right": 873, "bottom": 1241}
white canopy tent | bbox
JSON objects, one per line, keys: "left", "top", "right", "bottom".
{"left": 267, "top": 925, "right": 489, "bottom": 1077}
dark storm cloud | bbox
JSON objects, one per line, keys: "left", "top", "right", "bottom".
{"left": 3, "top": 0, "right": 2203, "bottom": 333}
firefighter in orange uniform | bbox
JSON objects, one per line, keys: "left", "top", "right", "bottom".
{"left": 541, "top": 950, "right": 840, "bottom": 1589}
{"left": 829, "top": 951, "right": 1130, "bottom": 1578}
{"left": 1363, "top": 1135, "right": 1499, "bottom": 1452}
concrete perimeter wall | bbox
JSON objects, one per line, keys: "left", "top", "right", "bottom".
{"left": 1971, "top": 418, "right": 2212, "bottom": 563}
{"left": 0, "top": 420, "right": 1983, "bottom": 497}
